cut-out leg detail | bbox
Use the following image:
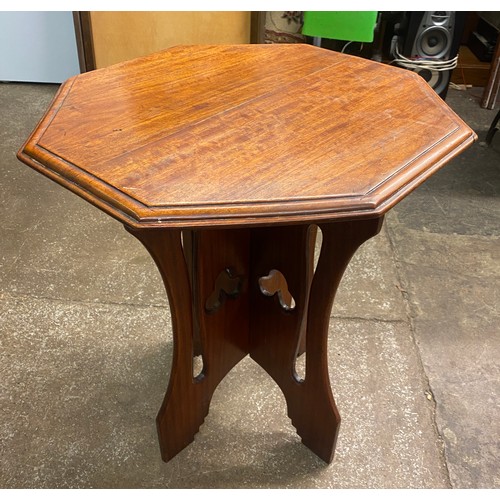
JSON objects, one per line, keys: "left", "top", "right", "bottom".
{"left": 297, "top": 225, "right": 319, "bottom": 356}
{"left": 294, "top": 352, "right": 306, "bottom": 382}
{"left": 181, "top": 230, "right": 202, "bottom": 357}
{"left": 205, "top": 268, "right": 243, "bottom": 313}
{"left": 259, "top": 269, "right": 296, "bottom": 311}
{"left": 193, "top": 354, "right": 204, "bottom": 381}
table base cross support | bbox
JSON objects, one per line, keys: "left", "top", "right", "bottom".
{"left": 127, "top": 216, "right": 383, "bottom": 463}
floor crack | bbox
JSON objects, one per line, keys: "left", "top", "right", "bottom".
{"left": 385, "top": 216, "right": 454, "bottom": 488}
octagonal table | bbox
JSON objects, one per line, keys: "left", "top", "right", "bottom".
{"left": 17, "top": 44, "right": 476, "bottom": 463}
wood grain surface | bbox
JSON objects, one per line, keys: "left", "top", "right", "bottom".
{"left": 18, "top": 44, "right": 476, "bottom": 228}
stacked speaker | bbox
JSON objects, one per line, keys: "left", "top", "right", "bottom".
{"left": 388, "top": 12, "right": 466, "bottom": 99}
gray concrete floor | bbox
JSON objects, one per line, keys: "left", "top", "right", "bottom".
{"left": 0, "top": 82, "right": 499, "bottom": 488}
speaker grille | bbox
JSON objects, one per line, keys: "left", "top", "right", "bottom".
{"left": 394, "top": 11, "right": 465, "bottom": 99}
{"left": 430, "top": 12, "right": 450, "bottom": 25}
{"left": 416, "top": 26, "right": 451, "bottom": 58}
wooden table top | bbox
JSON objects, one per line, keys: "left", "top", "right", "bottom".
{"left": 18, "top": 44, "right": 476, "bottom": 228}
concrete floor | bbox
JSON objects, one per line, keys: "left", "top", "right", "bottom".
{"left": 0, "top": 82, "right": 499, "bottom": 488}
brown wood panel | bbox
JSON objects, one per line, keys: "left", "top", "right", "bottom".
{"left": 90, "top": 11, "right": 250, "bottom": 68}
{"left": 18, "top": 44, "right": 476, "bottom": 229}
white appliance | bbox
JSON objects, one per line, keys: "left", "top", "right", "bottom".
{"left": 0, "top": 11, "right": 80, "bottom": 83}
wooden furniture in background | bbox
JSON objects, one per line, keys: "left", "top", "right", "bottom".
{"left": 481, "top": 36, "right": 500, "bottom": 109}
{"left": 451, "top": 45, "right": 492, "bottom": 87}
{"left": 73, "top": 12, "right": 96, "bottom": 72}
{"left": 87, "top": 12, "right": 250, "bottom": 68}
{"left": 17, "top": 44, "right": 475, "bottom": 463}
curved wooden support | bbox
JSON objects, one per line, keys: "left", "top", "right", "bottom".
{"left": 126, "top": 227, "right": 249, "bottom": 461}
{"left": 126, "top": 227, "right": 202, "bottom": 461}
{"left": 249, "top": 218, "right": 383, "bottom": 463}
{"left": 259, "top": 269, "right": 296, "bottom": 311}
{"left": 298, "top": 216, "right": 383, "bottom": 462}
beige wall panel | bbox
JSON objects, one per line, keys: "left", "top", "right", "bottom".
{"left": 90, "top": 11, "right": 251, "bottom": 68}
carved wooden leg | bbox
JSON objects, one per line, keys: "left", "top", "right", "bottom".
{"left": 249, "top": 217, "right": 383, "bottom": 463}
{"left": 127, "top": 227, "right": 250, "bottom": 461}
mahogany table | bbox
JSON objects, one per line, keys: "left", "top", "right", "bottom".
{"left": 18, "top": 44, "right": 475, "bottom": 464}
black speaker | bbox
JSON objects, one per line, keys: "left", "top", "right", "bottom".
{"left": 391, "top": 12, "right": 466, "bottom": 99}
